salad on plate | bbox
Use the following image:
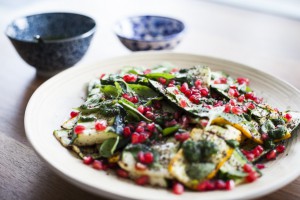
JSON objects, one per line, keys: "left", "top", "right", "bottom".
{"left": 54, "top": 64, "right": 300, "bottom": 195}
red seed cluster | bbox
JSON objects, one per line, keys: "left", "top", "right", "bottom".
{"left": 265, "top": 144, "right": 286, "bottom": 160}
{"left": 122, "top": 122, "right": 156, "bottom": 144}
{"left": 241, "top": 145, "right": 264, "bottom": 162}
{"left": 122, "top": 93, "right": 139, "bottom": 103}
{"left": 95, "top": 120, "right": 107, "bottom": 131}
{"left": 179, "top": 81, "right": 209, "bottom": 105}
{"left": 123, "top": 74, "right": 137, "bottom": 83}
{"left": 197, "top": 179, "right": 235, "bottom": 191}
{"left": 243, "top": 163, "right": 259, "bottom": 183}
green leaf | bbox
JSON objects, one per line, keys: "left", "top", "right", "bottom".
{"left": 99, "top": 137, "right": 119, "bottom": 158}
{"left": 162, "top": 125, "right": 180, "bottom": 136}
{"left": 100, "top": 85, "right": 119, "bottom": 98}
{"left": 145, "top": 73, "right": 175, "bottom": 80}
{"left": 128, "top": 84, "right": 159, "bottom": 100}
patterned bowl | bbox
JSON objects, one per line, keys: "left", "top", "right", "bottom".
{"left": 114, "top": 15, "right": 185, "bottom": 51}
{"left": 6, "top": 12, "right": 96, "bottom": 77}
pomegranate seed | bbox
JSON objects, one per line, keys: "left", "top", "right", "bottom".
{"left": 245, "top": 92, "right": 255, "bottom": 100}
{"left": 243, "top": 163, "right": 253, "bottom": 173}
{"left": 143, "top": 152, "right": 154, "bottom": 164}
{"left": 143, "top": 69, "right": 151, "bottom": 75}
{"left": 137, "top": 151, "right": 145, "bottom": 162}
{"left": 246, "top": 153, "right": 255, "bottom": 161}
{"left": 237, "top": 95, "right": 245, "bottom": 102}
{"left": 70, "top": 111, "right": 79, "bottom": 118}
{"left": 135, "top": 162, "right": 147, "bottom": 171}
{"left": 123, "top": 74, "right": 137, "bottom": 83}
{"left": 135, "top": 175, "right": 149, "bottom": 185}
{"left": 180, "top": 99, "right": 187, "bottom": 108}
{"left": 255, "top": 145, "right": 264, "bottom": 153}
{"left": 173, "top": 182, "right": 184, "bottom": 195}
{"left": 256, "top": 163, "right": 265, "bottom": 169}
{"left": 228, "top": 88, "right": 239, "bottom": 97}
{"left": 276, "top": 144, "right": 286, "bottom": 153}
{"left": 122, "top": 93, "right": 131, "bottom": 101}
{"left": 220, "top": 77, "right": 227, "bottom": 84}
{"left": 180, "top": 83, "right": 189, "bottom": 93}
{"left": 197, "top": 181, "right": 208, "bottom": 191}
{"left": 143, "top": 107, "right": 152, "bottom": 113}
{"left": 184, "top": 90, "right": 192, "bottom": 98}
{"left": 232, "top": 106, "right": 243, "bottom": 115}
{"left": 92, "top": 160, "right": 104, "bottom": 170}
{"left": 147, "top": 123, "right": 156, "bottom": 132}
{"left": 158, "top": 77, "right": 167, "bottom": 85}
{"left": 224, "top": 104, "right": 231, "bottom": 113}
{"left": 266, "top": 150, "right": 277, "bottom": 160}
{"left": 116, "top": 169, "right": 129, "bottom": 178}
{"left": 252, "top": 149, "right": 261, "bottom": 157}
{"left": 131, "top": 96, "right": 139, "bottom": 103}
{"left": 205, "top": 181, "right": 216, "bottom": 191}
{"left": 137, "top": 121, "right": 147, "bottom": 127}
{"left": 83, "top": 156, "right": 93, "bottom": 165}
{"left": 123, "top": 126, "right": 132, "bottom": 137}
{"left": 237, "top": 77, "right": 250, "bottom": 85}
{"left": 225, "top": 180, "right": 235, "bottom": 190}
{"left": 174, "top": 132, "right": 190, "bottom": 142}
{"left": 135, "top": 126, "right": 144, "bottom": 133}
{"left": 137, "top": 105, "right": 145, "bottom": 114}
{"left": 229, "top": 99, "right": 237, "bottom": 106}
{"left": 145, "top": 111, "right": 154, "bottom": 120}
{"left": 131, "top": 132, "right": 140, "bottom": 144}
{"left": 284, "top": 113, "right": 292, "bottom": 122}
{"left": 99, "top": 73, "right": 106, "bottom": 79}
{"left": 194, "top": 79, "right": 202, "bottom": 88}
{"left": 189, "top": 94, "right": 200, "bottom": 104}
{"left": 215, "top": 180, "right": 226, "bottom": 190}
{"left": 245, "top": 172, "right": 258, "bottom": 183}
{"left": 74, "top": 125, "right": 85, "bottom": 134}
{"left": 200, "top": 88, "right": 209, "bottom": 97}
{"left": 247, "top": 102, "right": 256, "bottom": 110}
{"left": 95, "top": 120, "right": 107, "bottom": 131}
{"left": 261, "top": 133, "right": 269, "bottom": 141}
{"left": 230, "top": 85, "right": 237, "bottom": 89}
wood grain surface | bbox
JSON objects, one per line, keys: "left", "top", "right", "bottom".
{"left": 1, "top": 0, "right": 300, "bottom": 199}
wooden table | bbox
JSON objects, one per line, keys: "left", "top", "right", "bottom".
{"left": 1, "top": 0, "right": 300, "bottom": 199}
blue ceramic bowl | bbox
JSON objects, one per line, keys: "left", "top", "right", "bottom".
{"left": 6, "top": 12, "right": 96, "bottom": 76}
{"left": 114, "top": 15, "right": 185, "bottom": 51}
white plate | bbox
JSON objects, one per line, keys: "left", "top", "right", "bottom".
{"left": 25, "top": 52, "right": 300, "bottom": 200}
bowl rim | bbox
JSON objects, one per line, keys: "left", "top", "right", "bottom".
{"left": 5, "top": 12, "right": 97, "bottom": 43}
{"left": 113, "top": 15, "right": 186, "bottom": 42}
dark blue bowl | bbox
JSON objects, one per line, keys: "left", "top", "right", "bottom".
{"left": 114, "top": 15, "right": 185, "bottom": 51}
{"left": 6, "top": 12, "right": 96, "bottom": 76}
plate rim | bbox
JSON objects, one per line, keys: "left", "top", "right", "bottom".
{"left": 24, "top": 52, "right": 300, "bottom": 200}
